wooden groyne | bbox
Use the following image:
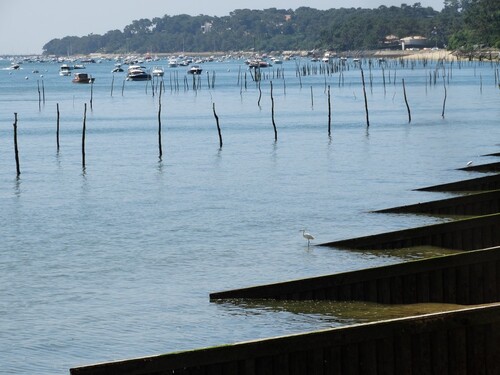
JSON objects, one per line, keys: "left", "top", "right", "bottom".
{"left": 416, "top": 173, "right": 500, "bottom": 192}
{"left": 374, "top": 189, "right": 500, "bottom": 216}
{"left": 210, "top": 246, "right": 500, "bottom": 304}
{"left": 70, "top": 303, "right": 500, "bottom": 375}
{"left": 319, "top": 213, "right": 499, "bottom": 251}
{"left": 458, "top": 161, "right": 500, "bottom": 173}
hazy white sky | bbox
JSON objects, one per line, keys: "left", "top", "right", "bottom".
{"left": 0, "top": 0, "right": 445, "bottom": 55}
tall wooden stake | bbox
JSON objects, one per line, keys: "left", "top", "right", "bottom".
{"left": 158, "top": 81, "right": 163, "bottom": 159}
{"left": 441, "top": 76, "right": 447, "bottom": 118}
{"left": 82, "top": 103, "right": 87, "bottom": 168}
{"left": 270, "top": 81, "right": 277, "bottom": 142}
{"left": 212, "top": 102, "right": 223, "bottom": 148}
{"left": 402, "top": 78, "right": 411, "bottom": 123}
{"left": 90, "top": 81, "right": 94, "bottom": 110}
{"left": 360, "top": 68, "right": 370, "bottom": 127}
{"left": 37, "top": 80, "right": 41, "bottom": 110}
{"left": 13, "top": 113, "right": 20, "bottom": 176}
{"left": 327, "top": 85, "right": 332, "bottom": 136}
{"left": 56, "top": 103, "right": 60, "bottom": 151}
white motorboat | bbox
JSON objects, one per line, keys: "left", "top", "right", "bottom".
{"left": 59, "top": 64, "right": 72, "bottom": 76}
{"left": 187, "top": 65, "right": 203, "bottom": 75}
{"left": 152, "top": 66, "right": 164, "bottom": 77}
{"left": 126, "top": 65, "right": 151, "bottom": 81}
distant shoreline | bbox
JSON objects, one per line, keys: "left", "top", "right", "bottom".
{"left": 2, "top": 49, "right": 498, "bottom": 61}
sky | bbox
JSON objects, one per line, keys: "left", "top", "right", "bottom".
{"left": 0, "top": 0, "right": 445, "bottom": 55}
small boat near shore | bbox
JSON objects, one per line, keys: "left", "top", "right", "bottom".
{"left": 72, "top": 72, "right": 95, "bottom": 83}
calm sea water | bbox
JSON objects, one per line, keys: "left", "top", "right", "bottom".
{"left": 0, "top": 56, "right": 499, "bottom": 374}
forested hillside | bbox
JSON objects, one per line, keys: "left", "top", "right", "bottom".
{"left": 42, "top": 0, "right": 499, "bottom": 55}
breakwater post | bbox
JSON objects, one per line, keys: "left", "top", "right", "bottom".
{"left": 13, "top": 113, "right": 20, "bottom": 177}
{"left": 212, "top": 102, "right": 223, "bottom": 149}
{"left": 82, "top": 103, "right": 87, "bottom": 169}
{"left": 360, "top": 68, "right": 369, "bottom": 127}
{"left": 327, "top": 85, "right": 332, "bottom": 137}
{"left": 402, "top": 78, "right": 411, "bottom": 123}
{"left": 90, "top": 81, "right": 94, "bottom": 110}
{"left": 270, "top": 81, "right": 277, "bottom": 142}
{"left": 158, "top": 82, "right": 163, "bottom": 160}
{"left": 56, "top": 103, "right": 60, "bottom": 151}
{"left": 442, "top": 76, "right": 447, "bottom": 118}
{"left": 37, "top": 80, "right": 41, "bottom": 110}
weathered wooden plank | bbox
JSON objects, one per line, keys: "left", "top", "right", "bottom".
{"left": 358, "top": 341, "right": 377, "bottom": 375}
{"left": 411, "top": 332, "right": 431, "bottom": 375}
{"left": 430, "top": 330, "right": 448, "bottom": 375}
{"left": 375, "top": 337, "right": 394, "bottom": 375}
{"left": 429, "top": 269, "right": 444, "bottom": 302}
{"left": 393, "top": 334, "right": 412, "bottom": 375}
{"left": 448, "top": 327, "right": 467, "bottom": 375}
{"left": 466, "top": 325, "right": 487, "bottom": 374}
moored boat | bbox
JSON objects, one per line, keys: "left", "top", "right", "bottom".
{"left": 126, "top": 65, "right": 151, "bottom": 81}
{"left": 72, "top": 72, "right": 95, "bottom": 83}
{"left": 112, "top": 64, "right": 124, "bottom": 73}
{"left": 187, "top": 65, "right": 203, "bottom": 75}
{"left": 152, "top": 66, "right": 164, "bottom": 77}
{"left": 59, "top": 64, "right": 72, "bottom": 76}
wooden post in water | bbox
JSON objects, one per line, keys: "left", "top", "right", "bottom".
{"left": 13, "top": 113, "right": 20, "bottom": 177}
{"left": 270, "top": 81, "right": 277, "bottom": 142}
{"left": 212, "top": 102, "right": 223, "bottom": 148}
{"left": 42, "top": 79, "right": 45, "bottom": 105}
{"left": 37, "top": 80, "right": 41, "bottom": 110}
{"left": 82, "top": 103, "right": 87, "bottom": 168}
{"left": 310, "top": 86, "right": 314, "bottom": 108}
{"left": 56, "top": 103, "right": 60, "bottom": 151}
{"left": 158, "top": 81, "right": 163, "bottom": 159}
{"left": 382, "top": 67, "right": 386, "bottom": 96}
{"left": 90, "top": 81, "right": 94, "bottom": 110}
{"left": 257, "top": 80, "right": 262, "bottom": 107}
{"left": 441, "top": 76, "right": 447, "bottom": 118}
{"left": 360, "top": 68, "right": 370, "bottom": 127}
{"left": 402, "top": 78, "right": 411, "bottom": 123}
{"left": 110, "top": 74, "right": 115, "bottom": 97}
{"left": 121, "top": 80, "right": 125, "bottom": 96}
{"left": 327, "top": 85, "right": 332, "bottom": 137}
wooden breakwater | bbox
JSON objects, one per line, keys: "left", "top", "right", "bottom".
{"left": 319, "top": 213, "right": 499, "bottom": 251}
{"left": 416, "top": 173, "right": 500, "bottom": 192}
{"left": 70, "top": 303, "right": 500, "bottom": 375}
{"left": 374, "top": 189, "right": 500, "bottom": 216}
{"left": 458, "top": 161, "right": 500, "bottom": 173}
{"left": 210, "top": 246, "right": 500, "bottom": 304}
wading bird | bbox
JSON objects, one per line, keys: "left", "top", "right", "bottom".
{"left": 300, "top": 229, "right": 315, "bottom": 246}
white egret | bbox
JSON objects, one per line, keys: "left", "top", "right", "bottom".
{"left": 466, "top": 161, "right": 473, "bottom": 167}
{"left": 300, "top": 229, "right": 315, "bottom": 246}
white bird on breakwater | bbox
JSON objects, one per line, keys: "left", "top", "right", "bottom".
{"left": 466, "top": 160, "right": 473, "bottom": 167}
{"left": 300, "top": 229, "right": 315, "bottom": 246}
